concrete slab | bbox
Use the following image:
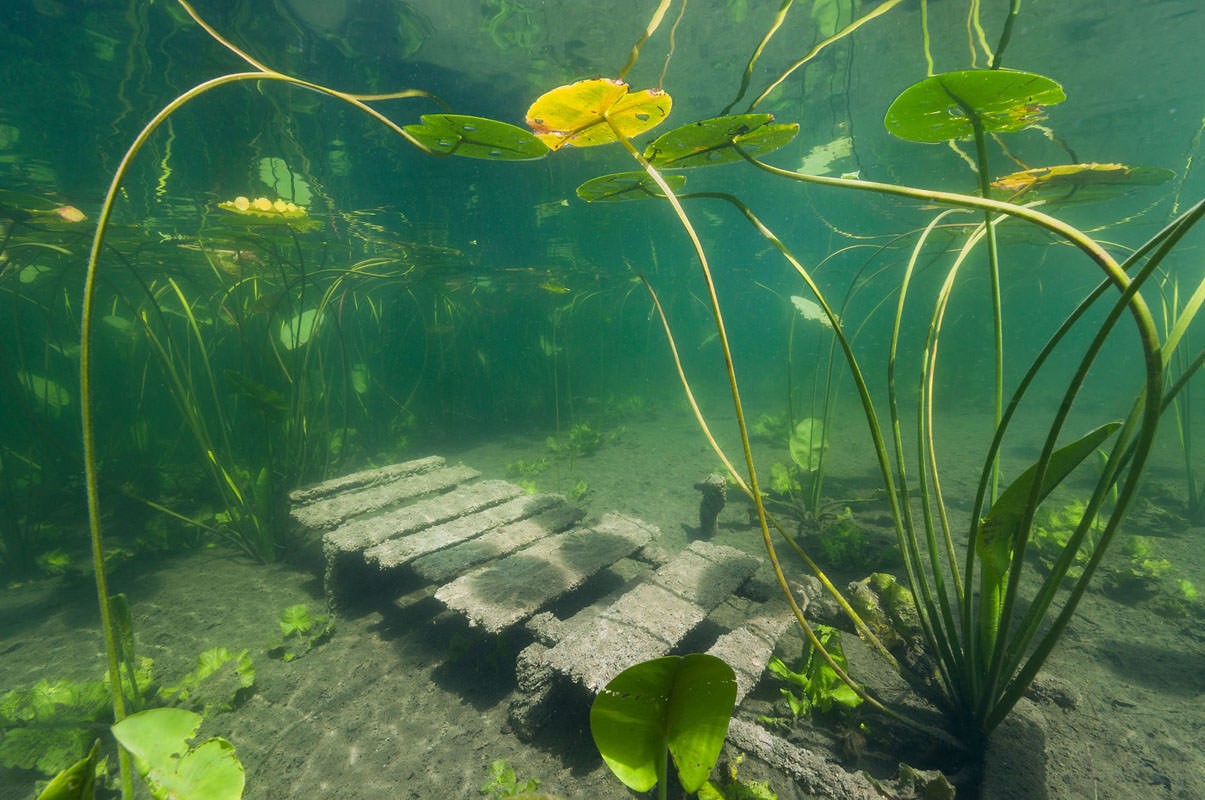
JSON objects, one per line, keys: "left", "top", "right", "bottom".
{"left": 707, "top": 607, "right": 795, "bottom": 703}
{"left": 539, "top": 540, "right": 762, "bottom": 693}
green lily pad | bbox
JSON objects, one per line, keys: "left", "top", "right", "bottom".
{"left": 403, "top": 114, "right": 550, "bottom": 160}
{"left": 112, "top": 708, "right": 244, "bottom": 800}
{"left": 526, "top": 78, "right": 672, "bottom": 151}
{"left": 279, "top": 308, "right": 323, "bottom": 350}
{"left": 576, "top": 170, "right": 687, "bottom": 202}
{"left": 590, "top": 654, "right": 736, "bottom": 794}
{"left": 643, "top": 114, "right": 798, "bottom": 168}
{"left": 885, "top": 69, "right": 1065, "bottom": 143}
{"left": 991, "top": 162, "right": 1174, "bottom": 204}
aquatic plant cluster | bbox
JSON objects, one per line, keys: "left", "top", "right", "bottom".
{"left": 0, "top": 0, "right": 1201, "bottom": 797}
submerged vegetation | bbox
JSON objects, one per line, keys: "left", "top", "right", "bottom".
{"left": 0, "top": 0, "right": 1201, "bottom": 796}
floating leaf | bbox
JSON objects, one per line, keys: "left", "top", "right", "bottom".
{"left": 403, "top": 114, "right": 550, "bottom": 160}
{"left": 797, "top": 135, "right": 854, "bottom": 176}
{"left": 643, "top": 114, "right": 798, "bottom": 168}
{"left": 350, "top": 363, "right": 371, "bottom": 395}
{"left": 278, "top": 308, "right": 322, "bottom": 350}
{"left": 218, "top": 196, "right": 308, "bottom": 219}
{"left": 991, "top": 162, "right": 1174, "bottom": 204}
{"left": 19, "top": 264, "right": 51, "bottom": 284}
{"left": 576, "top": 170, "right": 687, "bottom": 202}
{"left": 526, "top": 78, "right": 671, "bottom": 151}
{"left": 257, "top": 157, "right": 312, "bottom": 204}
{"left": 885, "top": 69, "right": 1065, "bottom": 143}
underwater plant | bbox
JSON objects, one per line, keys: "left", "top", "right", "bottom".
{"left": 58, "top": 0, "right": 1202, "bottom": 796}
{"left": 590, "top": 654, "right": 737, "bottom": 800}
{"left": 765, "top": 624, "right": 862, "bottom": 721}
{"left": 110, "top": 707, "right": 245, "bottom": 800}
{"left": 267, "top": 603, "right": 334, "bottom": 662}
{"left": 698, "top": 754, "right": 777, "bottom": 800}
{"left": 479, "top": 758, "right": 541, "bottom": 798}
{"left": 426, "top": 0, "right": 1205, "bottom": 767}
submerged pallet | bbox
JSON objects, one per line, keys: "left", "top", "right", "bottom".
{"left": 290, "top": 455, "right": 792, "bottom": 740}
{"left": 508, "top": 539, "right": 792, "bottom": 738}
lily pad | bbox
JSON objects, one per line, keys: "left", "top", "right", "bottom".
{"left": 217, "top": 196, "right": 320, "bottom": 231}
{"left": 279, "top": 308, "right": 323, "bottom": 350}
{"left": 17, "top": 371, "right": 70, "bottom": 410}
{"left": 885, "top": 69, "right": 1065, "bottom": 143}
{"left": 111, "top": 708, "right": 245, "bottom": 800}
{"left": 590, "top": 654, "right": 736, "bottom": 794}
{"left": 643, "top": 114, "right": 798, "bottom": 168}
{"left": 576, "top": 170, "right": 687, "bottom": 202}
{"left": 526, "top": 78, "right": 671, "bottom": 151}
{"left": 403, "top": 114, "right": 550, "bottom": 160}
{"left": 991, "top": 162, "right": 1174, "bottom": 204}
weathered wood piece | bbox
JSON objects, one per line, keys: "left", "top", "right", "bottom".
{"left": 410, "top": 504, "right": 585, "bottom": 585}
{"left": 323, "top": 478, "right": 522, "bottom": 559}
{"left": 293, "top": 462, "right": 479, "bottom": 533}
{"left": 507, "top": 539, "right": 763, "bottom": 738}
{"left": 288, "top": 455, "right": 445, "bottom": 506}
{"left": 546, "top": 539, "right": 761, "bottom": 692}
{"left": 434, "top": 512, "right": 658, "bottom": 634}
{"left": 706, "top": 608, "right": 795, "bottom": 703}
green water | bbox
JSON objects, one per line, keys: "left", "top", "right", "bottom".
{"left": 1, "top": 1, "right": 1202, "bottom": 797}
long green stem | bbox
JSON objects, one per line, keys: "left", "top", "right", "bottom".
{"left": 605, "top": 124, "right": 934, "bottom": 731}
{"left": 80, "top": 25, "right": 443, "bottom": 784}
{"left": 746, "top": 0, "right": 905, "bottom": 111}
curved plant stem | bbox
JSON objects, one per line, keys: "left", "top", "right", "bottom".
{"left": 601, "top": 118, "right": 936, "bottom": 731}
{"left": 720, "top": 0, "right": 795, "bottom": 115}
{"left": 80, "top": 9, "right": 448, "bottom": 785}
{"left": 746, "top": 0, "right": 905, "bottom": 112}
{"left": 616, "top": 0, "right": 673, "bottom": 81}
{"left": 640, "top": 274, "right": 896, "bottom": 670}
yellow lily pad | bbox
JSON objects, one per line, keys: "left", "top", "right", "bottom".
{"left": 526, "top": 78, "right": 671, "bottom": 151}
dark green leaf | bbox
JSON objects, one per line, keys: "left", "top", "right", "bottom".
{"left": 576, "top": 171, "right": 687, "bottom": 202}
{"left": 404, "top": 114, "right": 550, "bottom": 160}
{"left": 644, "top": 114, "right": 798, "bottom": 168}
